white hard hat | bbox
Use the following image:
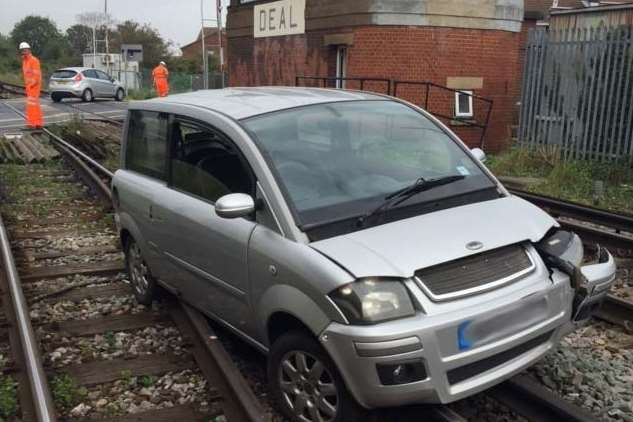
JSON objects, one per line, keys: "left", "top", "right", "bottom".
{"left": 19, "top": 42, "right": 31, "bottom": 50}
{"left": 160, "top": 61, "right": 166, "bottom": 65}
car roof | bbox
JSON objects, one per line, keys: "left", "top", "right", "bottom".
{"left": 54, "top": 67, "right": 98, "bottom": 72}
{"left": 138, "top": 87, "right": 389, "bottom": 120}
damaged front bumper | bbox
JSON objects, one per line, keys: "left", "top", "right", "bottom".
{"left": 573, "top": 246, "right": 617, "bottom": 321}
{"left": 537, "top": 229, "right": 617, "bottom": 323}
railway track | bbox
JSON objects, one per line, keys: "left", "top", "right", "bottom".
{"left": 0, "top": 102, "right": 267, "bottom": 421}
{"left": 0, "top": 81, "right": 126, "bottom": 127}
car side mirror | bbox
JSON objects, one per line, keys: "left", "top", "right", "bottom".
{"left": 215, "top": 193, "right": 256, "bottom": 219}
{"left": 471, "top": 148, "right": 487, "bottom": 162}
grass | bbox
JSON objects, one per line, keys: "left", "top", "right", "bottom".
{"left": 50, "top": 374, "right": 87, "bottom": 410}
{"left": 486, "top": 147, "right": 633, "bottom": 213}
{"left": 127, "top": 88, "right": 155, "bottom": 101}
{"left": 0, "top": 376, "right": 18, "bottom": 419}
{"left": 139, "top": 375, "right": 157, "bottom": 388}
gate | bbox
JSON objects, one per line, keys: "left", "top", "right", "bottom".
{"left": 519, "top": 26, "right": 633, "bottom": 160}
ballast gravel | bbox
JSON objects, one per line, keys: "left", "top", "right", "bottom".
{"left": 29, "top": 294, "right": 144, "bottom": 324}
{"left": 529, "top": 321, "right": 633, "bottom": 421}
{"left": 65, "top": 370, "right": 220, "bottom": 419}
{"left": 41, "top": 325, "right": 186, "bottom": 368}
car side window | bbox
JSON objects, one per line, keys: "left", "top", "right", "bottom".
{"left": 169, "top": 118, "right": 254, "bottom": 203}
{"left": 125, "top": 110, "right": 169, "bottom": 180}
{"left": 83, "top": 69, "right": 98, "bottom": 79}
{"left": 96, "top": 70, "right": 111, "bottom": 81}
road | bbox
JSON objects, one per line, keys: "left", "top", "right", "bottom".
{"left": 0, "top": 97, "right": 127, "bottom": 132}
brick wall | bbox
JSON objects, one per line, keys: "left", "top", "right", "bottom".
{"left": 228, "top": 25, "right": 525, "bottom": 152}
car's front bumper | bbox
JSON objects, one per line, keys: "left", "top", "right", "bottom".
{"left": 319, "top": 249, "right": 616, "bottom": 409}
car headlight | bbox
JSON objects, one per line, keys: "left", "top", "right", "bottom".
{"left": 536, "top": 230, "right": 583, "bottom": 267}
{"left": 329, "top": 278, "right": 416, "bottom": 325}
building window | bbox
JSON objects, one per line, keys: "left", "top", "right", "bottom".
{"left": 455, "top": 90, "right": 474, "bottom": 118}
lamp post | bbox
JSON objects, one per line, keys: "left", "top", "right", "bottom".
{"left": 200, "top": 0, "right": 208, "bottom": 89}
{"left": 217, "top": 0, "right": 224, "bottom": 88}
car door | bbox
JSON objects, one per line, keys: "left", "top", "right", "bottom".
{"left": 82, "top": 69, "right": 102, "bottom": 97}
{"left": 151, "top": 116, "right": 258, "bottom": 332}
{"left": 115, "top": 110, "right": 170, "bottom": 274}
{"left": 96, "top": 70, "right": 116, "bottom": 97}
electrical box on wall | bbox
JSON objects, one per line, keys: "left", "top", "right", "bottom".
{"left": 121, "top": 44, "right": 143, "bottom": 62}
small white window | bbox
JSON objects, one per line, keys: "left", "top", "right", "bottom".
{"left": 455, "top": 90, "right": 474, "bottom": 118}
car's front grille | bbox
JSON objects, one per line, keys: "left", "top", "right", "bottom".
{"left": 446, "top": 330, "right": 553, "bottom": 385}
{"left": 414, "top": 244, "right": 533, "bottom": 301}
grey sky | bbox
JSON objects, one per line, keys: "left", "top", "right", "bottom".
{"left": 0, "top": 0, "right": 227, "bottom": 50}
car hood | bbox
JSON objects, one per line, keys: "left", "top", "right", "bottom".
{"left": 310, "top": 196, "right": 557, "bottom": 278}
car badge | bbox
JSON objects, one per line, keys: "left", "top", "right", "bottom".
{"left": 466, "top": 241, "right": 484, "bottom": 251}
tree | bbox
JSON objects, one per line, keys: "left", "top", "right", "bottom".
{"left": 66, "top": 24, "right": 93, "bottom": 58}
{"left": 10, "top": 16, "right": 67, "bottom": 61}
{"left": 109, "top": 20, "right": 170, "bottom": 69}
{"left": 0, "top": 33, "right": 20, "bottom": 72}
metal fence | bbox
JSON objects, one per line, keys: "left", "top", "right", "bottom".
{"left": 138, "top": 70, "right": 227, "bottom": 94}
{"left": 519, "top": 26, "right": 633, "bottom": 160}
{"left": 296, "top": 76, "right": 494, "bottom": 148}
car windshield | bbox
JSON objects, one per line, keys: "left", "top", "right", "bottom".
{"left": 243, "top": 100, "right": 497, "bottom": 229}
{"left": 51, "top": 70, "right": 77, "bottom": 79}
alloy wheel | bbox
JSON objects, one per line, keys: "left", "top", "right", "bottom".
{"left": 128, "top": 242, "right": 149, "bottom": 297}
{"left": 279, "top": 351, "right": 339, "bottom": 422}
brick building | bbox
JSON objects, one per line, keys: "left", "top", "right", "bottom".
{"left": 227, "top": 0, "right": 532, "bottom": 152}
{"left": 180, "top": 27, "right": 228, "bottom": 61}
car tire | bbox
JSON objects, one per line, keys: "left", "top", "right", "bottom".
{"left": 51, "top": 93, "right": 62, "bottom": 103}
{"left": 82, "top": 88, "right": 94, "bottom": 102}
{"left": 124, "top": 237, "right": 158, "bottom": 306}
{"left": 268, "top": 331, "right": 364, "bottom": 422}
{"left": 115, "top": 88, "right": 125, "bottom": 101}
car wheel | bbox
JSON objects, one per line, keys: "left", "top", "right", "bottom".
{"left": 82, "top": 88, "right": 94, "bottom": 102}
{"left": 115, "top": 88, "right": 125, "bottom": 101}
{"left": 268, "top": 331, "right": 363, "bottom": 422}
{"left": 125, "top": 237, "right": 157, "bottom": 305}
{"left": 51, "top": 93, "right": 62, "bottom": 103}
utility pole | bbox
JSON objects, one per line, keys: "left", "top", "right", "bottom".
{"left": 217, "top": 0, "right": 224, "bottom": 88}
{"left": 105, "top": 0, "right": 110, "bottom": 73}
{"left": 200, "top": 0, "right": 208, "bottom": 89}
{"left": 93, "top": 24, "right": 97, "bottom": 67}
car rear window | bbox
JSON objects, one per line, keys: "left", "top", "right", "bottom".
{"left": 51, "top": 70, "right": 77, "bottom": 79}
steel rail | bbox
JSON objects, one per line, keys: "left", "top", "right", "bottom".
{"left": 427, "top": 406, "right": 468, "bottom": 422}
{"left": 490, "top": 375, "right": 600, "bottom": 422}
{"left": 2, "top": 101, "right": 114, "bottom": 179}
{"left": 510, "top": 188, "right": 633, "bottom": 234}
{"left": 594, "top": 295, "right": 633, "bottom": 328}
{"left": 0, "top": 215, "right": 57, "bottom": 421}
{"left": 55, "top": 142, "right": 113, "bottom": 207}
{"left": 558, "top": 220, "right": 633, "bottom": 254}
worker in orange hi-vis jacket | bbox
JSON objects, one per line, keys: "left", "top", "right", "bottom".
{"left": 20, "top": 42, "right": 43, "bottom": 129}
{"left": 152, "top": 61, "right": 169, "bottom": 97}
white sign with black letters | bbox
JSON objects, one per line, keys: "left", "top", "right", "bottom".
{"left": 254, "top": 0, "right": 305, "bottom": 38}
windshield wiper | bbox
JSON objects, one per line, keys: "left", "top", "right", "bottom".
{"left": 356, "top": 174, "right": 466, "bottom": 228}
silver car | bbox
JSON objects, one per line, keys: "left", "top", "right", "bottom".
{"left": 112, "top": 88, "right": 616, "bottom": 422}
{"left": 49, "top": 67, "right": 125, "bottom": 102}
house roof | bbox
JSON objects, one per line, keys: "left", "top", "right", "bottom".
{"left": 525, "top": 0, "right": 633, "bottom": 19}
{"left": 180, "top": 27, "right": 226, "bottom": 51}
